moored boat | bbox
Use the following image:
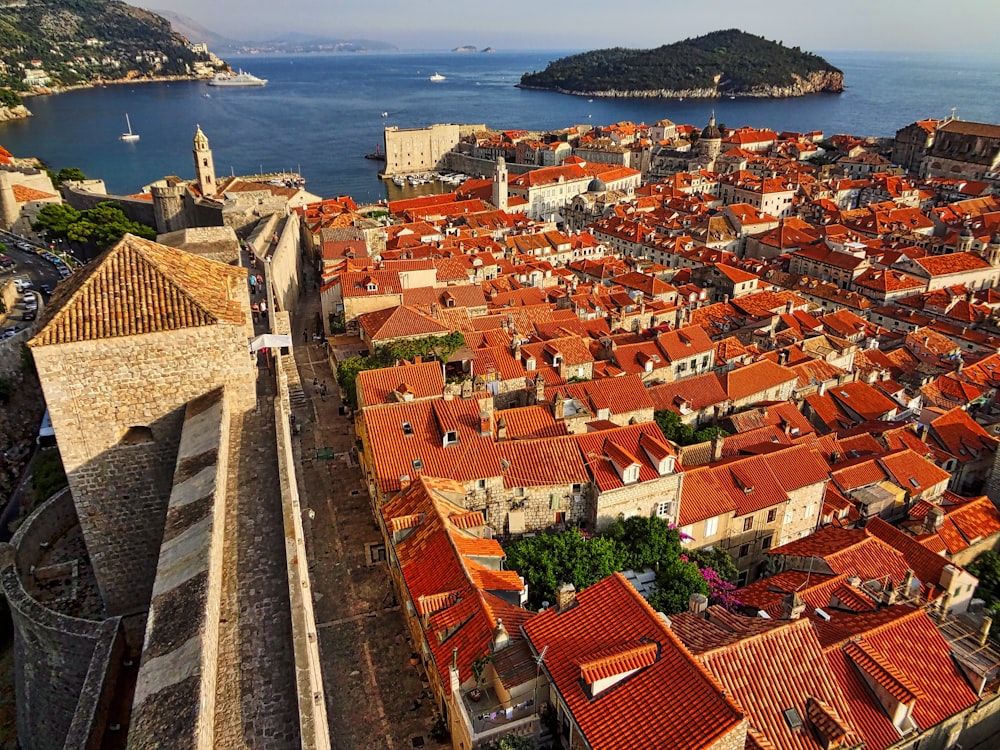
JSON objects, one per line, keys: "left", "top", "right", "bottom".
{"left": 208, "top": 70, "right": 267, "bottom": 87}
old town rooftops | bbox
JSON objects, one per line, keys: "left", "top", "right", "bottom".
{"left": 31, "top": 233, "right": 247, "bottom": 347}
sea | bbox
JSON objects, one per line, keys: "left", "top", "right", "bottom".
{"left": 2, "top": 48, "right": 1000, "bottom": 204}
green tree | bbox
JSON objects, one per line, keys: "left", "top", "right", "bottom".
{"left": 648, "top": 557, "right": 709, "bottom": 615}
{"left": 969, "top": 550, "right": 1000, "bottom": 602}
{"left": 603, "top": 515, "right": 681, "bottom": 571}
{"left": 32, "top": 202, "right": 82, "bottom": 238}
{"left": 56, "top": 167, "right": 87, "bottom": 184}
{"left": 483, "top": 736, "right": 534, "bottom": 750}
{"left": 686, "top": 546, "right": 738, "bottom": 583}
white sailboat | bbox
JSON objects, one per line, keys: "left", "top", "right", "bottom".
{"left": 120, "top": 114, "right": 139, "bottom": 142}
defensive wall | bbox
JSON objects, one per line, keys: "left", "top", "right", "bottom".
{"left": 127, "top": 388, "right": 230, "bottom": 750}
{"left": 382, "top": 123, "right": 486, "bottom": 177}
{"left": 273, "top": 315, "right": 331, "bottom": 748}
{"left": 0, "top": 489, "right": 126, "bottom": 750}
{"left": 248, "top": 212, "right": 303, "bottom": 319}
{"left": 61, "top": 182, "right": 157, "bottom": 229}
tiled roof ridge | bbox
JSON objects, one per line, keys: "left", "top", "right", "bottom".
{"left": 842, "top": 638, "right": 922, "bottom": 703}
{"left": 698, "top": 615, "right": 811, "bottom": 659}
{"left": 822, "top": 605, "right": 927, "bottom": 649}
{"left": 577, "top": 640, "right": 658, "bottom": 683}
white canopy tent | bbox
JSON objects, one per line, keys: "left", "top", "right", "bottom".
{"left": 249, "top": 333, "right": 293, "bottom": 353}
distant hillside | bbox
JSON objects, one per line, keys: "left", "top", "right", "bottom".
{"left": 519, "top": 29, "right": 844, "bottom": 99}
{"left": 0, "top": 0, "right": 206, "bottom": 89}
{"left": 151, "top": 8, "right": 237, "bottom": 49}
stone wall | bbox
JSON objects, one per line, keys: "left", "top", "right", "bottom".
{"left": 32, "top": 321, "right": 256, "bottom": 616}
{"left": 274, "top": 352, "right": 331, "bottom": 750}
{"left": 61, "top": 183, "right": 157, "bottom": 229}
{"left": 592, "top": 473, "right": 682, "bottom": 531}
{"left": 127, "top": 388, "right": 230, "bottom": 750}
{"left": 383, "top": 124, "right": 464, "bottom": 177}
{"left": 64, "top": 617, "right": 127, "bottom": 750}
{"left": 268, "top": 213, "right": 303, "bottom": 318}
{"left": 0, "top": 490, "right": 111, "bottom": 750}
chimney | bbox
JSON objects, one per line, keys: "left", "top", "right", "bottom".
{"left": 496, "top": 417, "right": 507, "bottom": 441}
{"left": 534, "top": 376, "right": 545, "bottom": 404}
{"left": 924, "top": 506, "right": 945, "bottom": 534}
{"left": 830, "top": 451, "right": 842, "bottom": 465}
{"left": 956, "top": 357, "right": 964, "bottom": 374}
{"left": 782, "top": 591, "right": 807, "bottom": 621}
{"left": 902, "top": 569, "right": 915, "bottom": 599}
{"left": 818, "top": 381, "right": 827, "bottom": 397}
{"left": 711, "top": 432, "right": 725, "bottom": 462}
{"left": 479, "top": 411, "right": 492, "bottom": 437}
{"left": 847, "top": 575, "right": 862, "bottom": 588}
{"left": 688, "top": 593, "right": 709, "bottom": 617}
{"left": 399, "top": 474, "right": 412, "bottom": 490}
{"left": 492, "top": 618, "right": 511, "bottom": 652}
{"left": 554, "top": 393, "right": 566, "bottom": 420}
{"left": 556, "top": 582, "right": 577, "bottom": 611}
{"left": 979, "top": 615, "right": 994, "bottom": 647}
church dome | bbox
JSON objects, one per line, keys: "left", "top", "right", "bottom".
{"left": 701, "top": 113, "right": 722, "bottom": 141}
{"left": 588, "top": 177, "right": 607, "bottom": 192}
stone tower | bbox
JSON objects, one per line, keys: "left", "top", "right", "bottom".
{"left": 27, "top": 234, "right": 256, "bottom": 616}
{"left": 492, "top": 156, "right": 509, "bottom": 212}
{"left": 698, "top": 112, "right": 723, "bottom": 163}
{"left": 151, "top": 181, "right": 187, "bottom": 234}
{"left": 193, "top": 124, "right": 217, "bottom": 197}
{"left": 987, "top": 231, "right": 1000, "bottom": 266}
{"left": 958, "top": 223, "right": 975, "bottom": 253}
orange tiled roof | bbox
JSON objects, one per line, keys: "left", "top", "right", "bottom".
{"left": 357, "top": 305, "right": 451, "bottom": 341}
{"left": 11, "top": 184, "right": 57, "bottom": 202}
{"left": 356, "top": 360, "right": 444, "bottom": 406}
{"left": 722, "top": 360, "right": 797, "bottom": 402}
{"left": 913, "top": 252, "right": 991, "bottom": 277}
{"left": 30, "top": 233, "right": 246, "bottom": 347}
{"left": 522, "top": 573, "right": 745, "bottom": 750}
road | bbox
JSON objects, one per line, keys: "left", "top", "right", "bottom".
{"left": 0, "top": 231, "right": 64, "bottom": 300}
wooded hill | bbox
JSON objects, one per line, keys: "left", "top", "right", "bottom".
{"left": 518, "top": 29, "right": 843, "bottom": 96}
{"left": 0, "top": 0, "right": 207, "bottom": 90}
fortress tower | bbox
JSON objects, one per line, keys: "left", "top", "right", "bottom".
{"left": 27, "top": 234, "right": 256, "bottom": 616}
{"left": 150, "top": 180, "right": 187, "bottom": 234}
{"left": 193, "top": 124, "right": 217, "bottom": 197}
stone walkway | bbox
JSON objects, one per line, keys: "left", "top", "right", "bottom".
{"left": 290, "top": 271, "right": 448, "bottom": 750}
{"left": 213, "top": 363, "right": 300, "bottom": 746}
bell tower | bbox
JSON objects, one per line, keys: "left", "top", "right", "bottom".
{"left": 492, "top": 156, "right": 509, "bottom": 212}
{"left": 193, "top": 124, "right": 216, "bottom": 197}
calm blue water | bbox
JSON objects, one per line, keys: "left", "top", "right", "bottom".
{"left": 2, "top": 49, "right": 999, "bottom": 203}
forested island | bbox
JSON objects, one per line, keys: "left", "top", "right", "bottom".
{"left": 518, "top": 29, "right": 844, "bottom": 99}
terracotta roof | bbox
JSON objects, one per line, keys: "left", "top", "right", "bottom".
{"left": 30, "top": 233, "right": 247, "bottom": 347}
{"left": 381, "top": 476, "right": 533, "bottom": 693}
{"left": 11, "top": 184, "right": 57, "bottom": 202}
{"left": 913, "top": 252, "right": 991, "bottom": 277}
{"left": 553, "top": 373, "right": 654, "bottom": 417}
{"left": 497, "top": 435, "right": 588, "bottom": 489}
{"left": 574, "top": 423, "right": 677, "bottom": 493}
{"left": 647, "top": 373, "right": 728, "bottom": 414}
{"left": 722, "top": 360, "right": 797, "bottom": 402}
{"left": 497, "top": 405, "right": 567, "bottom": 440}
{"left": 357, "top": 305, "right": 451, "bottom": 341}
{"left": 522, "top": 573, "right": 745, "bottom": 750}
{"left": 356, "top": 360, "right": 444, "bottom": 406}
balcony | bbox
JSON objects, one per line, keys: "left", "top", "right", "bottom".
{"left": 459, "top": 685, "right": 540, "bottom": 743}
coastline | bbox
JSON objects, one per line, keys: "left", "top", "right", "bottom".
{"left": 20, "top": 74, "right": 211, "bottom": 99}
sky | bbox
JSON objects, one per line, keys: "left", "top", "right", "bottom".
{"left": 143, "top": 0, "right": 1000, "bottom": 53}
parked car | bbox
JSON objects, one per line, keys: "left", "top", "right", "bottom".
{"left": 0, "top": 327, "right": 18, "bottom": 340}
{"left": 0, "top": 254, "right": 14, "bottom": 270}
{"left": 39, "top": 284, "right": 54, "bottom": 296}
{"left": 23, "top": 291, "right": 37, "bottom": 310}
{"left": 21, "top": 308, "right": 36, "bottom": 321}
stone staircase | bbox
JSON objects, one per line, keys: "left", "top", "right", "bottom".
{"left": 281, "top": 355, "right": 309, "bottom": 408}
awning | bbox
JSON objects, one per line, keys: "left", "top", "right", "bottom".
{"left": 250, "top": 333, "right": 293, "bottom": 353}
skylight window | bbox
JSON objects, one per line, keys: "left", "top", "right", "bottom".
{"left": 413, "top": 458, "right": 424, "bottom": 470}
{"left": 908, "top": 477, "right": 920, "bottom": 488}
{"left": 782, "top": 707, "right": 804, "bottom": 731}
{"left": 402, "top": 422, "right": 414, "bottom": 436}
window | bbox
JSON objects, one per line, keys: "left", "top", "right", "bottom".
{"left": 444, "top": 430, "right": 458, "bottom": 446}
{"left": 803, "top": 503, "right": 816, "bottom": 520}
{"left": 762, "top": 535, "right": 773, "bottom": 550}
{"left": 767, "top": 509, "right": 777, "bottom": 523}
{"left": 122, "top": 425, "right": 154, "bottom": 445}
{"left": 743, "top": 517, "right": 754, "bottom": 532}
{"left": 412, "top": 458, "right": 424, "bottom": 470}
{"left": 784, "top": 510, "right": 793, "bottom": 525}
{"left": 571, "top": 483, "right": 582, "bottom": 494}
{"left": 515, "top": 487, "right": 525, "bottom": 498}
{"left": 476, "top": 479, "right": 486, "bottom": 490}
{"left": 656, "top": 502, "right": 672, "bottom": 518}
{"left": 402, "top": 422, "right": 414, "bottom": 436}
{"left": 739, "top": 543, "right": 750, "bottom": 558}
{"left": 705, "top": 516, "right": 718, "bottom": 537}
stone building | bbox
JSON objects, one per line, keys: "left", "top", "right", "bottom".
{"left": 921, "top": 118, "right": 1000, "bottom": 181}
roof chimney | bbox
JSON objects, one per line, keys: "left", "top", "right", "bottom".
{"left": 556, "top": 582, "right": 577, "bottom": 612}
{"left": 496, "top": 417, "right": 507, "bottom": 441}
{"left": 492, "top": 618, "right": 511, "bottom": 652}
{"left": 924, "top": 506, "right": 945, "bottom": 534}
{"left": 830, "top": 451, "right": 842, "bottom": 465}
{"left": 689, "top": 593, "right": 709, "bottom": 618}
{"left": 782, "top": 591, "right": 807, "bottom": 621}
{"left": 979, "top": 615, "right": 994, "bottom": 647}
{"left": 711, "top": 432, "right": 725, "bottom": 462}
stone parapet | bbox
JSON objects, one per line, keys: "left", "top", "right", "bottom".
{"left": 127, "top": 388, "right": 230, "bottom": 750}
{"left": 275, "top": 352, "right": 331, "bottom": 749}
{"left": 64, "top": 616, "right": 126, "bottom": 750}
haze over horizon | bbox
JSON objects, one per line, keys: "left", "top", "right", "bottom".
{"left": 144, "top": 0, "right": 1000, "bottom": 54}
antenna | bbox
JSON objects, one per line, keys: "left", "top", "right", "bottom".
{"left": 536, "top": 645, "right": 548, "bottom": 665}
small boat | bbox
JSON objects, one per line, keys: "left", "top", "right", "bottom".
{"left": 381, "top": 111, "right": 388, "bottom": 117}
{"left": 429, "top": 72, "right": 446, "bottom": 82}
{"left": 120, "top": 113, "right": 139, "bottom": 142}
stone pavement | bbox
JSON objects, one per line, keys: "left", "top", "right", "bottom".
{"left": 289, "top": 276, "right": 448, "bottom": 749}
{"left": 213, "top": 375, "right": 301, "bottom": 747}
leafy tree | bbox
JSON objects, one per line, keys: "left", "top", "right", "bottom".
{"left": 32, "top": 203, "right": 82, "bottom": 238}
{"left": 654, "top": 409, "right": 728, "bottom": 447}
{"left": 968, "top": 550, "right": 1000, "bottom": 602}
{"left": 603, "top": 515, "right": 681, "bottom": 572}
{"left": 686, "top": 546, "right": 738, "bottom": 583}
{"left": 648, "top": 557, "right": 709, "bottom": 615}
{"left": 0, "top": 88, "right": 20, "bottom": 108}
{"left": 56, "top": 167, "right": 87, "bottom": 184}
{"left": 483, "top": 737, "right": 534, "bottom": 750}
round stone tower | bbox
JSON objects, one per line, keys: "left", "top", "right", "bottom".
{"left": 151, "top": 182, "right": 186, "bottom": 234}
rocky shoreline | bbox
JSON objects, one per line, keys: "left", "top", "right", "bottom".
{"left": 518, "top": 69, "right": 844, "bottom": 100}
{"left": 0, "top": 104, "right": 32, "bottom": 122}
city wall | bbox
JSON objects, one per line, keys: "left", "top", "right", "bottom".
{"left": 249, "top": 212, "right": 302, "bottom": 318}
{"left": 274, "top": 316, "right": 332, "bottom": 749}
{"left": 0, "top": 490, "right": 120, "bottom": 750}
{"left": 127, "top": 388, "right": 230, "bottom": 750}
{"left": 61, "top": 183, "right": 157, "bottom": 229}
